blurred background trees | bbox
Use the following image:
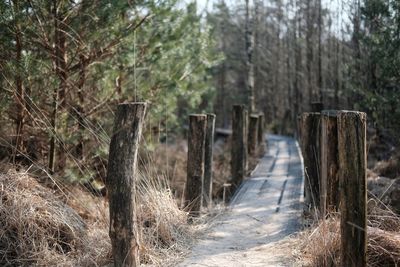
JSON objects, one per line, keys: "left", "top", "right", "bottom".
{"left": 0, "top": 0, "right": 220, "bottom": 178}
{"left": 1, "top": 0, "right": 399, "bottom": 179}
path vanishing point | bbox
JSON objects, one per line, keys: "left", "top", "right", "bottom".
{"left": 180, "top": 134, "right": 305, "bottom": 267}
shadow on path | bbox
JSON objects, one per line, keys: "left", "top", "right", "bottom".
{"left": 179, "top": 134, "right": 304, "bottom": 267}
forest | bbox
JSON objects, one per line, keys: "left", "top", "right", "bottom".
{"left": 0, "top": 0, "right": 400, "bottom": 266}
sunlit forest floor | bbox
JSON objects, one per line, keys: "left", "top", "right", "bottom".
{"left": 0, "top": 133, "right": 264, "bottom": 266}
{"left": 1, "top": 127, "right": 399, "bottom": 266}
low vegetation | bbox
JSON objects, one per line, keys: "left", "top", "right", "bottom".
{"left": 296, "top": 200, "right": 400, "bottom": 266}
{"left": 0, "top": 168, "right": 194, "bottom": 266}
{"left": 0, "top": 170, "right": 110, "bottom": 266}
{"left": 0, "top": 137, "right": 233, "bottom": 266}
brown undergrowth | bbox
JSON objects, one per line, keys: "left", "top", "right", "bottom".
{"left": 296, "top": 199, "right": 400, "bottom": 266}
{"left": 0, "top": 136, "right": 248, "bottom": 266}
{"left": 0, "top": 170, "right": 111, "bottom": 266}
{"left": 0, "top": 166, "right": 197, "bottom": 266}
{"left": 148, "top": 139, "right": 232, "bottom": 205}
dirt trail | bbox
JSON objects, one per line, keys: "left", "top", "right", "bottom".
{"left": 179, "top": 135, "right": 304, "bottom": 267}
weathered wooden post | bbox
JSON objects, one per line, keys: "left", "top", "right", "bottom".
{"left": 203, "top": 113, "right": 216, "bottom": 208}
{"left": 248, "top": 114, "right": 259, "bottom": 155}
{"left": 231, "top": 105, "right": 248, "bottom": 190}
{"left": 338, "top": 111, "right": 367, "bottom": 267}
{"left": 257, "top": 113, "right": 265, "bottom": 152}
{"left": 299, "top": 112, "right": 321, "bottom": 210}
{"left": 106, "top": 102, "right": 147, "bottom": 267}
{"left": 320, "top": 110, "right": 339, "bottom": 216}
{"left": 185, "top": 114, "right": 207, "bottom": 216}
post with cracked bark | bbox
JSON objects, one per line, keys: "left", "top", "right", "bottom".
{"left": 231, "top": 105, "right": 248, "bottom": 191}
{"left": 248, "top": 114, "right": 259, "bottom": 156}
{"left": 320, "top": 110, "right": 339, "bottom": 216}
{"left": 106, "top": 102, "right": 147, "bottom": 267}
{"left": 299, "top": 112, "right": 321, "bottom": 210}
{"left": 203, "top": 113, "right": 216, "bottom": 208}
{"left": 338, "top": 111, "right": 367, "bottom": 267}
{"left": 185, "top": 114, "right": 207, "bottom": 216}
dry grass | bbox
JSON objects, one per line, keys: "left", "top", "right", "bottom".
{"left": 212, "top": 139, "right": 232, "bottom": 200}
{"left": 0, "top": 169, "right": 111, "bottom": 267}
{"left": 0, "top": 165, "right": 199, "bottom": 266}
{"left": 146, "top": 141, "right": 188, "bottom": 204}
{"left": 373, "top": 155, "right": 400, "bottom": 179}
{"left": 135, "top": 172, "right": 195, "bottom": 266}
{"left": 0, "top": 135, "right": 235, "bottom": 266}
{"left": 296, "top": 199, "right": 400, "bottom": 267}
{"left": 0, "top": 132, "right": 234, "bottom": 266}
{"left": 148, "top": 139, "right": 232, "bottom": 204}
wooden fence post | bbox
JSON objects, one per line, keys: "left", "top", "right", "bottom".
{"left": 320, "top": 110, "right": 339, "bottom": 216}
{"left": 203, "top": 113, "right": 216, "bottom": 208}
{"left": 185, "top": 114, "right": 207, "bottom": 216}
{"left": 106, "top": 102, "right": 147, "bottom": 267}
{"left": 231, "top": 105, "right": 248, "bottom": 190}
{"left": 248, "top": 114, "right": 259, "bottom": 155}
{"left": 299, "top": 112, "right": 321, "bottom": 210}
{"left": 257, "top": 113, "right": 265, "bottom": 152}
{"left": 338, "top": 111, "right": 367, "bottom": 267}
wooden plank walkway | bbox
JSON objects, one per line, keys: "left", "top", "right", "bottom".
{"left": 179, "top": 134, "right": 304, "bottom": 267}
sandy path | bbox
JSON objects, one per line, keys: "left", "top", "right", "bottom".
{"left": 179, "top": 135, "right": 304, "bottom": 267}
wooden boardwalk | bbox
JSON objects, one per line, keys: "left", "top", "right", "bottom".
{"left": 179, "top": 134, "right": 304, "bottom": 267}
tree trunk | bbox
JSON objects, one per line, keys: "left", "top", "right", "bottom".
{"left": 317, "top": 0, "right": 323, "bottom": 102}
{"left": 245, "top": 0, "right": 255, "bottom": 113}
{"left": 351, "top": 0, "right": 362, "bottom": 108}
{"left": 216, "top": 17, "right": 227, "bottom": 128}
{"left": 76, "top": 53, "right": 88, "bottom": 160}
{"left": 49, "top": 0, "right": 68, "bottom": 173}
{"left": 294, "top": 3, "right": 303, "bottom": 123}
{"left": 106, "top": 102, "right": 147, "bottom": 267}
{"left": 338, "top": 111, "right": 367, "bottom": 267}
{"left": 12, "top": 1, "right": 25, "bottom": 163}
{"left": 334, "top": 38, "right": 341, "bottom": 109}
{"left": 306, "top": 0, "right": 314, "bottom": 107}
{"left": 285, "top": 27, "right": 294, "bottom": 129}
{"left": 185, "top": 114, "right": 207, "bottom": 216}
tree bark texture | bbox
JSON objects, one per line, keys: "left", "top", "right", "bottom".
{"left": 320, "top": 110, "right": 339, "bottom": 216}
{"left": 248, "top": 114, "right": 259, "bottom": 156}
{"left": 106, "top": 102, "right": 147, "bottom": 267}
{"left": 300, "top": 112, "right": 321, "bottom": 210}
{"left": 185, "top": 114, "right": 207, "bottom": 216}
{"left": 203, "top": 113, "right": 216, "bottom": 208}
{"left": 338, "top": 111, "right": 367, "bottom": 267}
